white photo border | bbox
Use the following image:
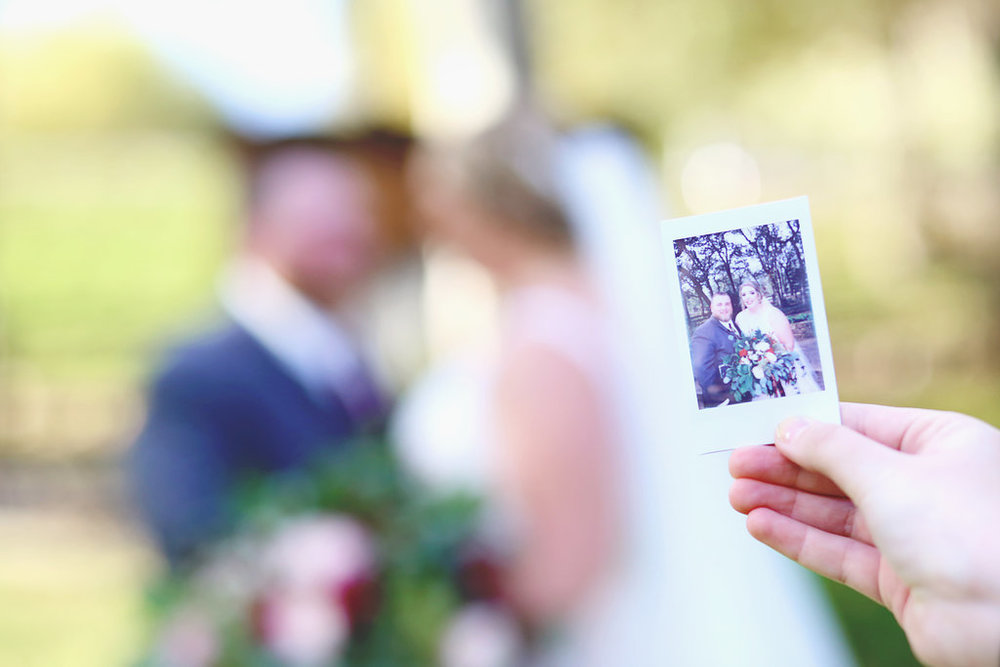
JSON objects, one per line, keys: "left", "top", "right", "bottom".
{"left": 660, "top": 197, "right": 840, "bottom": 453}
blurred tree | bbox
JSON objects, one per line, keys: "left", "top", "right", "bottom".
{"left": 528, "top": 0, "right": 917, "bottom": 132}
{"left": 0, "top": 18, "right": 214, "bottom": 135}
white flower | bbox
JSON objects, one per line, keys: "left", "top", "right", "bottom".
{"left": 265, "top": 591, "right": 349, "bottom": 667}
{"left": 440, "top": 604, "right": 521, "bottom": 667}
{"left": 255, "top": 514, "right": 376, "bottom": 664}
{"left": 764, "top": 352, "right": 777, "bottom": 363}
{"left": 264, "top": 515, "right": 374, "bottom": 592}
{"left": 755, "top": 341, "right": 770, "bottom": 352}
{"left": 752, "top": 364, "right": 765, "bottom": 380}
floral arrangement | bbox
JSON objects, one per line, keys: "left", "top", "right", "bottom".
{"left": 719, "top": 329, "right": 798, "bottom": 401}
{"left": 140, "top": 440, "right": 529, "bottom": 667}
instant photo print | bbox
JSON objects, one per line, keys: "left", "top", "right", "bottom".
{"left": 661, "top": 197, "right": 840, "bottom": 452}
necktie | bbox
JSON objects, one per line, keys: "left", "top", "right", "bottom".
{"left": 337, "top": 364, "right": 387, "bottom": 432}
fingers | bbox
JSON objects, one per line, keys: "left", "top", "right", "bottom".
{"left": 729, "top": 478, "right": 872, "bottom": 545}
{"left": 729, "top": 445, "right": 843, "bottom": 496}
{"left": 774, "top": 416, "right": 903, "bottom": 503}
{"left": 745, "top": 507, "right": 883, "bottom": 605}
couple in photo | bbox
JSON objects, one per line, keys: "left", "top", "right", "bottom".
{"left": 692, "top": 281, "right": 820, "bottom": 407}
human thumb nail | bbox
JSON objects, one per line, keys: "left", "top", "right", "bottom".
{"left": 776, "top": 417, "right": 813, "bottom": 447}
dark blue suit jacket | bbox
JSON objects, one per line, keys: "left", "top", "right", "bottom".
{"left": 129, "top": 323, "right": 363, "bottom": 568}
{"left": 691, "top": 317, "right": 742, "bottom": 407}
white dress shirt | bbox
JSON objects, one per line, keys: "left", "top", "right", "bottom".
{"left": 219, "top": 257, "right": 376, "bottom": 419}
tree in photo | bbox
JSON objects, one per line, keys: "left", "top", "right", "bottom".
{"left": 674, "top": 219, "right": 809, "bottom": 326}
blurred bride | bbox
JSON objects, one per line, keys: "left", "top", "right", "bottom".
{"left": 393, "top": 111, "right": 622, "bottom": 664}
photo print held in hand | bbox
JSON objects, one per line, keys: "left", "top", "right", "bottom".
{"left": 661, "top": 197, "right": 840, "bottom": 453}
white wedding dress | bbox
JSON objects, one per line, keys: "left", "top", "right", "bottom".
{"left": 396, "top": 126, "right": 854, "bottom": 667}
{"left": 736, "top": 305, "right": 822, "bottom": 396}
{"left": 553, "top": 126, "right": 855, "bottom": 667}
{"left": 393, "top": 282, "right": 630, "bottom": 667}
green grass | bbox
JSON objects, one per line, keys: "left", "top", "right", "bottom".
{"left": 822, "top": 579, "right": 920, "bottom": 667}
{"left": 0, "top": 134, "right": 233, "bottom": 665}
{"left": 0, "top": 134, "right": 235, "bottom": 380}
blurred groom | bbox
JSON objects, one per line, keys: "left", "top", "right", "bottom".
{"left": 130, "top": 139, "right": 390, "bottom": 569}
{"left": 691, "top": 292, "right": 744, "bottom": 408}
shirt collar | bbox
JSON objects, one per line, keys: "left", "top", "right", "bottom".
{"left": 218, "top": 257, "right": 361, "bottom": 397}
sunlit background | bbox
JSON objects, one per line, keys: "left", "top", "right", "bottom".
{"left": 1, "top": 0, "right": 998, "bottom": 664}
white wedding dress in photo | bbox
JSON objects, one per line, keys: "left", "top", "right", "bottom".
{"left": 736, "top": 306, "right": 822, "bottom": 396}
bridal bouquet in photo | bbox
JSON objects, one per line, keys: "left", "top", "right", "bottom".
{"left": 720, "top": 329, "right": 798, "bottom": 401}
{"left": 141, "top": 440, "right": 529, "bottom": 667}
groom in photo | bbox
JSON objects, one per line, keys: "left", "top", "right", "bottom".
{"left": 691, "top": 292, "right": 744, "bottom": 408}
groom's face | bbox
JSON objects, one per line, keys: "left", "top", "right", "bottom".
{"left": 711, "top": 295, "right": 733, "bottom": 322}
{"left": 247, "top": 149, "right": 379, "bottom": 305}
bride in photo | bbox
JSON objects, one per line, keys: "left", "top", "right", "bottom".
{"left": 735, "top": 279, "right": 821, "bottom": 396}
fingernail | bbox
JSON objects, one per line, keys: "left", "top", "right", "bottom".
{"left": 776, "top": 417, "right": 812, "bottom": 445}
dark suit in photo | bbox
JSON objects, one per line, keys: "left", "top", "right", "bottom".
{"left": 690, "top": 317, "right": 743, "bottom": 408}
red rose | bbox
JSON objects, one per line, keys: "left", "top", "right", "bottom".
{"left": 456, "top": 544, "right": 507, "bottom": 602}
{"left": 250, "top": 594, "right": 276, "bottom": 644}
{"left": 333, "top": 573, "right": 380, "bottom": 632}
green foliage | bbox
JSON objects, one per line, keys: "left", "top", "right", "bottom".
{"left": 720, "top": 329, "right": 798, "bottom": 401}
{"left": 0, "top": 135, "right": 235, "bottom": 382}
{"left": 821, "top": 579, "right": 921, "bottom": 667}
{"left": 145, "top": 440, "right": 499, "bottom": 666}
{"left": 0, "top": 22, "right": 214, "bottom": 134}
{"left": 531, "top": 0, "right": 917, "bottom": 133}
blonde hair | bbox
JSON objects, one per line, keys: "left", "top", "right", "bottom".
{"left": 429, "top": 108, "right": 574, "bottom": 248}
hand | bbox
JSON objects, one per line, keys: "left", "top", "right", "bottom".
{"left": 728, "top": 403, "right": 1000, "bottom": 667}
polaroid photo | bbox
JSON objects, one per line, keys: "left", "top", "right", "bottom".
{"left": 660, "top": 196, "right": 840, "bottom": 452}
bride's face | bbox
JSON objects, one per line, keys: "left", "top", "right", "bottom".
{"left": 740, "top": 285, "right": 762, "bottom": 309}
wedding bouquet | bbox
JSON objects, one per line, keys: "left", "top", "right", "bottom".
{"left": 719, "top": 329, "right": 798, "bottom": 401}
{"left": 141, "top": 440, "right": 528, "bottom": 667}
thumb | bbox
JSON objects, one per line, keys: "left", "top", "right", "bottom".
{"left": 775, "top": 417, "right": 902, "bottom": 502}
